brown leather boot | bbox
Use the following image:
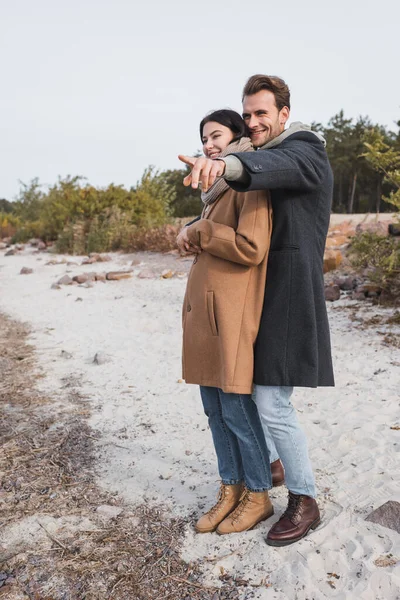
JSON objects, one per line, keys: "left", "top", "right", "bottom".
{"left": 216, "top": 488, "right": 274, "bottom": 534}
{"left": 266, "top": 491, "right": 321, "bottom": 546}
{"left": 271, "top": 459, "right": 285, "bottom": 487}
{"left": 195, "top": 483, "right": 244, "bottom": 533}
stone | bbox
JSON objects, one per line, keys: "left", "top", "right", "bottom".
{"left": 351, "top": 290, "right": 366, "bottom": 301}
{"left": 336, "top": 276, "right": 358, "bottom": 291}
{"left": 73, "top": 272, "right": 96, "bottom": 284}
{"left": 97, "top": 254, "right": 111, "bottom": 262}
{"left": 324, "top": 284, "right": 341, "bottom": 302}
{"left": 20, "top": 267, "right": 33, "bottom": 275}
{"left": 51, "top": 283, "right": 61, "bottom": 290}
{"left": 161, "top": 269, "right": 174, "bottom": 279}
{"left": 356, "top": 221, "right": 387, "bottom": 236}
{"left": 73, "top": 273, "right": 89, "bottom": 284}
{"left": 138, "top": 269, "right": 156, "bottom": 279}
{"left": 357, "top": 282, "right": 382, "bottom": 297}
{"left": 323, "top": 250, "right": 343, "bottom": 274}
{"left": 5, "top": 249, "right": 16, "bottom": 256}
{"left": 0, "top": 242, "right": 7, "bottom": 250}
{"left": 37, "top": 241, "right": 46, "bottom": 250}
{"left": 388, "top": 223, "right": 400, "bottom": 236}
{"left": 366, "top": 501, "right": 400, "bottom": 533}
{"left": 58, "top": 275, "right": 73, "bottom": 285}
{"left": 93, "top": 352, "right": 109, "bottom": 365}
{"left": 82, "top": 257, "right": 97, "bottom": 265}
{"left": 106, "top": 271, "right": 132, "bottom": 281}
{"left": 82, "top": 281, "right": 94, "bottom": 288}
{"left": 96, "top": 505, "right": 123, "bottom": 519}
{"left": 61, "top": 350, "right": 73, "bottom": 359}
{"left": 325, "top": 235, "right": 350, "bottom": 249}
{"left": 95, "top": 273, "right": 106, "bottom": 282}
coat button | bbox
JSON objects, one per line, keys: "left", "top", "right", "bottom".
{"left": 187, "top": 304, "right": 191, "bottom": 312}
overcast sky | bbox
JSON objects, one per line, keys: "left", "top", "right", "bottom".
{"left": 1, "top": 0, "right": 399, "bottom": 200}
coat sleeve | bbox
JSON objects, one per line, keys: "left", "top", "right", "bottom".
{"left": 228, "top": 136, "right": 327, "bottom": 193}
{"left": 185, "top": 191, "right": 272, "bottom": 267}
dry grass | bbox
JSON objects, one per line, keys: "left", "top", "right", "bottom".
{"left": 0, "top": 313, "right": 250, "bottom": 600}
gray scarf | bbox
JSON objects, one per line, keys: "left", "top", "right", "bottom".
{"left": 201, "top": 137, "right": 253, "bottom": 205}
{"left": 259, "top": 121, "right": 326, "bottom": 150}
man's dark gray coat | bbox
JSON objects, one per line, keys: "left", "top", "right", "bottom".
{"left": 229, "top": 130, "right": 335, "bottom": 387}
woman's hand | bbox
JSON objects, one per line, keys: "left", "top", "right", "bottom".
{"left": 176, "top": 226, "right": 202, "bottom": 255}
{"left": 178, "top": 155, "right": 226, "bottom": 192}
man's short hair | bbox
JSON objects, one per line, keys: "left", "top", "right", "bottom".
{"left": 242, "top": 75, "right": 290, "bottom": 111}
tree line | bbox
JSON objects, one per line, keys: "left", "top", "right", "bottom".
{"left": 0, "top": 111, "right": 399, "bottom": 250}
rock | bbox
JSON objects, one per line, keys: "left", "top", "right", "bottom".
{"left": 0, "top": 242, "right": 8, "bottom": 250}
{"left": 356, "top": 282, "right": 382, "bottom": 298}
{"left": 325, "top": 235, "right": 350, "bottom": 249}
{"left": 131, "top": 259, "right": 141, "bottom": 266}
{"left": 388, "top": 223, "right": 400, "bottom": 236}
{"left": 37, "top": 241, "right": 46, "bottom": 250}
{"left": 51, "top": 283, "right": 61, "bottom": 290}
{"left": 93, "top": 352, "right": 109, "bottom": 365}
{"left": 73, "top": 273, "right": 89, "bottom": 284}
{"left": 97, "top": 254, "right": 111, "bottom": 262}
{"left": 324, "top": 284, "right": 341, "bottom": 302}
{"left": 356, "top": 221, "right": 387, "bottom": 236}
{"left": 351, "top": 290, "right": 366, "bottom": 301}
{"left": 323, "top": 250, "right": 343, "bottom": 274}
{"left": 82, "top": 281, "right": 94, "bottom": 288}
{"left": 366, "top": 501, "right": 400, "bottom": 533}
{"left": 161, "top": 269, "right": 175, "bottom": 279}
{"left": 61, "top": 350, "right": 73, "bottom": 359}
{"left": 95, "top": 273, "right": 106, "bottom": 282}
{"left": 58, "top": 275, "right": 73, "bottom": 285}
{"left": 106, "top": 271, "right": 132, "bottom": 281}
{"left": 96, "top": 505, "right": 123, "bottom": 519}
{"left": 82, "top": 257, "right": 97, "bottom": 265}
{"left": 75, "top": 297, "right": 83, "bottom": 302}
{"left": 335, "top": 276, "right": 358, "bottom": 291}
{"left": 20, "top": 267, "right": 33, "bottom": 275}
{"left": 15, "top": 244, "right": 24, "bottom": 251}
{"left": 73, "top": 272, "right": 96, "bottom": 284}
{"left": 138, "top": 269, "right": 156, "bottom": 279}
{"left": 5, "top": 249, "right": 16, "bottom": 256}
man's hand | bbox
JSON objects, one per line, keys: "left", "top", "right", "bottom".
{"left": 178, "top": 155, "right": 226, "bottom": 192}
{"left": 176, "top": 226, "right": 201, "bottom": 255}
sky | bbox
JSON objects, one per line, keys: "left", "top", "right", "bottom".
{"left": 1, "top": 0, "right": 399, "bottom": 200}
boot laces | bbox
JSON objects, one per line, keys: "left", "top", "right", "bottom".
{"left": 284, "top": 492, "right": 303, "bottom": 521}
{"left": 230, "top": 488, "right": 252, "bottom": 523}
{"left": 208, "top": 484, "right": 228, "bottom": 517}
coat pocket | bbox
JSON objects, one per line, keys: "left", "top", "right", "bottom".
{"left": 269, "top": 244, "right": 299, "bottom": 254}
{"left": 206, "top": 291, "right": 219, "bottom": 336}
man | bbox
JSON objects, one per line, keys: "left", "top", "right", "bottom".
{"left": 178, "top": 74, "right": 334, "bottom": 547}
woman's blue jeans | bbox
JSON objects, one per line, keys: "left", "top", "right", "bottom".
{"left": 253, "top": 385, "right": 316, "bottom": 498}
{"left": 200, "top": 386, "right": 272, "bottom": 491}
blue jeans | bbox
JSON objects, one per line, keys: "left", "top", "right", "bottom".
{"left": 200, "top": 386, "right": 272, "bottom": 491}
{"left": 253, "top": 385, "right": 316, "bottom": 498}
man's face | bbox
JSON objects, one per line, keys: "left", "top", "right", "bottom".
{"left": 242, "top": 90, "right": 289, "bottom": 148}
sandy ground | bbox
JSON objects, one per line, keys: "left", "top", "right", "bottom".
{"left": 0, "top": 245, "right": 399, "bottom": 599}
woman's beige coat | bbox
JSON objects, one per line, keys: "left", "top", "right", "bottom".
{"left": 182, "top": 188, "right": 272, "bottom": 394}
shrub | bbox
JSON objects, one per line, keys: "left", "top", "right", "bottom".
{"left": 348, "top": 232, "right": 400, "bottom": 298}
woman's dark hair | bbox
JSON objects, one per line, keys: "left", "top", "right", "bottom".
{"left": 199, "top": 109, "right": 247, "bottom": 143}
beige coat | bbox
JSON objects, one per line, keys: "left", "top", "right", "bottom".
{"left": 182, "top": 188, "right": 272, "bottom": 394}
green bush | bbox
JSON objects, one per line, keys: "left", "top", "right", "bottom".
{"left": 348, "top": 232, "right": 400, "bottom": 298}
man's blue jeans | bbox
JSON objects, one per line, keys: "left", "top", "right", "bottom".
{"left": 253, "top": 385, "right": 316, "bottom": 498}
{"left": 200, "top": 386, "right": 272, "bottom": 491}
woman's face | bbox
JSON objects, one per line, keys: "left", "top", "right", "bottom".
{"left": 202, "top": 121, "right": 235, "bottom": 159}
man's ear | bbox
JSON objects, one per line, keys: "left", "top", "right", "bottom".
{"left": 279, "top": 106, "right": 290, "bottom": 126}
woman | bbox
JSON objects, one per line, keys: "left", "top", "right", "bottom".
{"left": 181, "top": 110, "right": 275, "bottom": 535}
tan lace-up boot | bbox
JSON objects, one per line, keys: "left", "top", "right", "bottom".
{"left": 216, "top": 488, "right": 274, "bottom": 534}
{"left": 195, "top": 483, "right": 244, "bottom": 533}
